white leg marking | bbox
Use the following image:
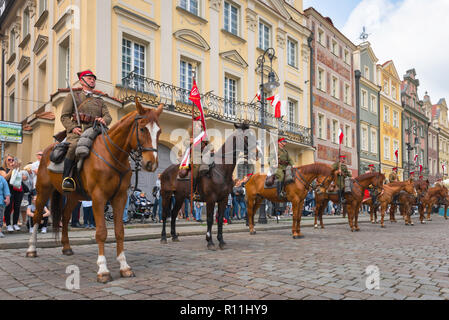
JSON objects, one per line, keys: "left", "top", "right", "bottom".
{"left": 97, "top": 255, "right": 110, "bottom": 275}
{"left": 116, "top": 252, "right": 130, "bottom": 271}
{"left": 26, "top": 223, "right": 39, "bottom": 253}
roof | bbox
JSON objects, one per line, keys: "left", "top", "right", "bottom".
{"left": 36, "top": 111, "right": 55, "bottom": 120}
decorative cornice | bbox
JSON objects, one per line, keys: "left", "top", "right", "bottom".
{"left": 209, "top": 0, "right": 222, "bottom": 12}
{"left": 17, "top": 55, "right": 30, "bottom": 72}
{"left": 219, "top": 50, "right": 248, "bottom": 68}
{"left": 52, "top": 9, "right": 74, "bottom": 32}
{"left": 245, "top": 8, "right": 257, "bottom": 32}
{"left": 6, "top": 74, "right": 15, "bottom": 87}
{"left": 113, "top": 5, "right": 160, "bottom": 30}
{"left": 34, "top": 9, "right": 48, "bottom": 28}
{"left": 284, "top": 81, "right": 303, "bottom": 93}
{"left": 6, "top": 52, "right": 16, "bottom": 65}
{"left": 18, "top": 33, "right": 30, "bottom": 49}
{"left": 173, "top": 29, "right": 210, "bottom": 51}
{"left": 32, "top": 34, "right": 48, "bottom": 55}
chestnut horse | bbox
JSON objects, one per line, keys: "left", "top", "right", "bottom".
{"left": 314, "top": 172, "right": 385, "bottom": 231}
{"left": 388, "top": 179, "right": 429, "bottom": 225}
{"left": 372, "top": 180, "right": 417, "bottom": 228}
{"left": 160, "top": 123, "right": 259, "bottom": 250}
{"left": 26, "top": 99, "right": 163, "bottom": 283}
{"left": 245, "top": 163, "right": 337, "bottom": 238}
{"left": 422, "top": 184, "right": 449, "bottom": 222}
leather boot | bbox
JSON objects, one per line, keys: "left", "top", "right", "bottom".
{"left": 62, "top": 158, "right": 76, "bottom": 192}
{"left": 340, "top": 190, "right": 347, "bottom": 204}
{"left": 277, "top": 181, "right": 285, "bottom": 198}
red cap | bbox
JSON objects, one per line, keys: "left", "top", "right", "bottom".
{"left": 419, "top": 176, "right": 423, "bottom": 179}
{"left": 246, "top": 173, "right": 253, "bottom": 177}
{"left": 278, "top": 137, "right": 286, "bottom": 143}
{"left": 368, "top": 164, "right": 374, "bottom": 167}
{"left": 77, "top": 69, "right": 97, "bottom": 80}
{"left": 340, "top": 155, "right": 346, "bottom": 158}
{"left": 410, "top": 171, "right": 415, "bottom": 175}
{"left": 392, "top": 167, "right": 398, "bottom": 171}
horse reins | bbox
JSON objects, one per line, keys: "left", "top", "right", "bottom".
{"left": 293, "top": 168, "right": 331, "bottom": 191}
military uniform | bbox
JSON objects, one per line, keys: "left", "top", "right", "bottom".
{"left": 275, "top": 148, "right": 294, "bottom": 182}
{"left": 389, "top": 171, "right": 398, "bottom": 182}
{"left": 332, "top": 161, "right": 352, "bottom": 190}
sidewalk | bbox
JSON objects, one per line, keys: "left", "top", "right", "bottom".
{"left": 0, "top": 214, "right": 371, "bottom": 250}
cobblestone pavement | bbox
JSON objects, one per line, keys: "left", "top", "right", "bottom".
{"left": 1, "top": 215, "right": 449, "bottom": 300}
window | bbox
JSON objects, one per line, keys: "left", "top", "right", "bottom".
{"left": 122, "top": 38, "right": 146, "bottom": 90}
{"left": 287, "top": 99, "right": 296, "bottom": 125}
{"left": 224, "top": 1, "right": 238, "bottom": 35}
{"left": 317, "top": 28, "right": 324, "bottom": 46}
{"left": 344, "top": 49, "right": 350, "bottom": 65}
{"left": 384, "top": 137, "right": 390, "bottom": 160}
{"left": 317, "top": 113, "right": 325, "bottom": 139}
{"left": 9, "top": 29, "right": 15, "bottom": 56}
{"left": 224, "top": 76, "right": 237, "bottom": 116}
{"left": 180, "top": 0, "right": 199, "bottom": 16}
{"left": 344, "top": 83, "right": 350, "bottom": 105}
{"left": 9, "top": 93, "right": 14, "bottom": 122}
{"left": 364, "top": 66, "right": 369, "bottom": 79}
{"left": 23, "top": 8, "right": 30, "bottom": 37}
{"left": 361, "top": 89, "right": 368, "bottom": 109}
{"left": 332, "top": 120, "right": 338, "bottom": 144}
{"left": 370, "top": 95, "right": 377, "bottom": 114}
{"left": 317, "top": 67, "right": 325, "bottom": 92}
{"left": 392, "top": 85, "right": 397, "bottom": 100}
{"left": 383, "top": 105, "right": 390, "bottom": 123}
{"left": 370, "top": 128, "right": 377, "bottom": 154}
{"left": 58, "top": 37, "right": 70, "bottom": 88}
{"left": 287, "top": 38, "right": 297, "bottom": 68}
{"left": 393, "top": 140, "right": 399, "bottom": 160}
{"left": 180, "top": 59, "right": 194, "bottom": 102}
{"left": 259, "top": 21, "right": 271, "bottom": 51}
{"left": 331, "top": 76, "right": 338, "bottom": 99}
{"left": 361, "top": 125, "right": 368, "bottom": 151}
{"left": 331, "top": 39, "right": 338, "bottom": 56}
{"left": 39, "top": 0, "right": 47, "bottom": 16}
{"left": 344, "top": 125, "right": 351, "bottom": 148}
{"left": 393, "top": 110, "right": 399, "bottom": 128}
{"left": 383, "top": 80, "right": 389, "bottom": 94}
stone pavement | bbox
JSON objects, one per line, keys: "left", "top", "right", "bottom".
{"left": 1, "top": 213, "right": 449, "bottom": 300}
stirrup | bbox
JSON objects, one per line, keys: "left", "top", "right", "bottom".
{"left": 62, "top": 177, "right": 76, "bottom": 192}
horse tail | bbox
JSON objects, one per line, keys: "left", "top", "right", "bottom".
{"left": 51, "top": 190, "right": 63, "bottom": 239}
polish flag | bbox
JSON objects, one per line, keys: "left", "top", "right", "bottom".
{"left": 395, "top": 149, "right": 398, "bottom": 159}
{"left": 267, "top": 94, "right": 287, "bottom": 118}
{"left": 419, "top": 164, "right": 423, "bottom": 173}
{"left": 414, "top": 154, "right": 418, "bottom": 163}
{"left": 255, "top": 90, "right": 261, "bottom": 101}
{"left": 442, "top": 164, "right": 446, "bottom": 173}
{"left": 338, "top": 128, "right": 344, "bottom": 145}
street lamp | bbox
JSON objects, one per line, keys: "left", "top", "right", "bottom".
{"left": 406, "top": 142, "right": 413, "bottom": 179}
{"left": 256, "top": 47, "right": 279, "bottom": 224}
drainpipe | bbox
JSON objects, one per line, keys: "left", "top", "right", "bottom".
{"left": 355, "top": 70, "right": 361, "bottom": 175}
{"left": 307, "top": 35, "right": 314, "bottom": 147}
{"left": 378, "top": 89, "right": 381, "bottom": 172}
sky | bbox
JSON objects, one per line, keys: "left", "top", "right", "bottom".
{"left": 303, "top": 0, "right": 449, "bottom": 104}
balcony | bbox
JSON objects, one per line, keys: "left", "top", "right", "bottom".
{"left": 117, "top": 71, "right": 312, "bottom": 146}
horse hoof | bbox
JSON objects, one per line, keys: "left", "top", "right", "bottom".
{"left": 160, "top": 238, "right": 167, "bottom": 244}
{"left": 321, "top": 226, "right": 325, "bottom": 229}
{"left": 292, "top": 235, "right": 304, "bottom": 239}
{"left": 250, "top": 231, "right": 256, "bottom": 235}
{"left": 120, "top": 268, "right": 135, "bottom": 278}
{"left": 219, "top": 243, "right": 226, "bottom": 250}
{"left": 355, "top": 228, "right": 360, "bottom": 232}
{"left": 26, "top": 251, "right": 37, "bottom": 258}
{"left": 62, "top": 249, "right": 74, "bottom": 256}
{"left": 207, "top": 244, "right": 216, "bottom": 251}
{"left": 410, "top": 223, "right": 414, "bottom": 226}
{"left": 171, "top": 237, "right": 180, "bottom": 242}
{"left": 97, "top": 273, "right": 113, "bottom": 284}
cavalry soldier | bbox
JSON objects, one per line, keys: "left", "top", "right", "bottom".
{"left": 332, "top": 155, "right": 352, "bottom": 204}
{"left": 409, "top": 171, "right": 415, "bottom": 180}
{"left": 60, "top": 70, "right": 112, "bottom": 192}
{"left": 389, "top": 167, "right": 399, "bottom": 182}
{"left": 267, "top": 137, "right": 294, "bottom": 198}
{"left": 365, "top": 164, "right": 375, "bottom": 174}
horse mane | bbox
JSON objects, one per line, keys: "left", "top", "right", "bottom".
{"left": 388, "top": 180, "right": 409, "bottom": 186}
{"left": 355, "top": 172, "right": 383, "bottom": 181}
{"left": 108, "top": 110, "right": 137, "bottom": 132}
{"left": 298, "top": 163, "right": 332, "bottom": 176}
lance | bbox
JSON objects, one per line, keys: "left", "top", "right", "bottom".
{"left": 66, "top": 78, "right": 81, "bottom": 127}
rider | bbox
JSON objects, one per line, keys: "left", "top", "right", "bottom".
{"left": 365, "top": 164, "right": 375, "bottom": 174}
{"left": 267, "top": 137, "right": 294, "bottom": 198}
{"left": 409, "top": 171, "right": 415, "bottom": 180}
{"left": 60, "top": 70, "right": 112, "bottom": 192}
{"left": 332, "top": 155, "right": 352, "bottom": 204}
{"left": 389, "top": 167, "right": 399, "bottom": 182}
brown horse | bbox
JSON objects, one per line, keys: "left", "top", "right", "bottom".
{"left": 160, "top": 123, "right": 259, "bottom": 249}
{"left": 372, "top": 180, "right": 417, "bottom": 228}
{"left": 245, "top": 163, "right": 337, "bottom": 239}
{"left": 388, "top": 179, "right": 429, "bottom": 225}
{"left": 422, "top": 184, "right": 449, "bottom": 222}
{"left": 26, "top": 98, "right": 163, "bottom": 283}
{"left": 314, "top": 172, "right": 385, "bottom": 231}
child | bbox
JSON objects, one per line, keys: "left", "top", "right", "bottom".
{"left": 27, "top": 195, "right": 50, "bottom": 233}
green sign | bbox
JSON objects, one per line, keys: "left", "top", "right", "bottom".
{"left": 0, "top": 121, "right": 23, "bottom": 143}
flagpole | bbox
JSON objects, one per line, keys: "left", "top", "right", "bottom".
{"left": 190, "top": 69, "right": 195, "bottom": 218}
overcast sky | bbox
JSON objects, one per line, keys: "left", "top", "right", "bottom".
{"left": 303, "top": 0, "right": 449, "bottom": 104}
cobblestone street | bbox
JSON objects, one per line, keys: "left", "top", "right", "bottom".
{"left": 1, "top": 216, "right": 449, "bottom": 300}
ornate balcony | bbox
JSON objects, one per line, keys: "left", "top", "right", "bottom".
{"left": 117, "top": 71, "right": 312, "bottom": 146}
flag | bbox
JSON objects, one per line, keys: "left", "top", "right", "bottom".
{"left": 338, "top": 128, "right": 344, "bottom": 145}
{"left": 255, "top": 90, "right": 261, "bottom": 101}
{"left": 267, "top": 94, "right": 287, "bottom": 119}
{"left": 419, "top": 164, "right": 423, "bottom": 173}
{"left": 395, "top": 149, "right": 398, "bottom": 159}
{"left": 443, "top": 164, "right": 446, "bottom": 172}
{"left": 414, "top": 154, "right": 418, "bottom": 163}
{"left": 189, "top": 80, "right": 206, "bottom": 133}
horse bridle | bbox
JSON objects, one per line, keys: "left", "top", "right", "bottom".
{"left": 294, "top": 168, "right": 332, "bottom": 191}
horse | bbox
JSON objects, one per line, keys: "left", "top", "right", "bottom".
{"left": 26, "top": 98, "right": 163, "bottom": 283}
{"left": 314, "top": 172, "right": 385, "bottom": 232}
{"left": 422, "top": 184, "right": 449, "bottom": 222}
{"left": 371, "top": 180, "right": 417, "bottom": 228}
{"left": 160, "top": 123, "right": 259, "bottom": 250}
{"left": 388, "top": 179, "right": 429, "bottom": 226}
{"left": 244, "top": 163, "right": 337, "bottom": 239}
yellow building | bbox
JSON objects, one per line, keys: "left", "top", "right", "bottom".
{"left": 377, "top": 60, "right": 403, "bottom": 180}
{"left": 432, "top": 98, "right": 449, "bottom": 178}
{"left": 0, "top": 0, "right": 313, "bottom": 188}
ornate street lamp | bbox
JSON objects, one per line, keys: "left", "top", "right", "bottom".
{"left": 256, "top": 48, "right": 279, "bottom": 224}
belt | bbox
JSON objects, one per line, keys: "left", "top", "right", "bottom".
{"left": 73, "top": 113, "right": 95, "bottom": 124}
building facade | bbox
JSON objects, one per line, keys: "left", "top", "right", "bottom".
{"left": 0, "top": 0, "right": 314, "bottom": 196}
{"left": 401, "top": 69, "right": 428, "bottom": 180}
{"left": 304, "top": 7, "right": 358, "bottom": 176}
{"left": 353, "top": 42, "right": 380, "bottom": 174}
{"left": 377, "top": 60, "right": 403, "bottom": 180}
{"left": 431, "top": 97, "right": 449, "bottom": 179}
{"left": 423, "top": 92, "right": 439, "bottom": 183}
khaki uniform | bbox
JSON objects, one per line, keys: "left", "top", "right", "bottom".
{"left": 332, "top": 161, "right": 352, "bottom": 190}
{"left": 389, "top": 172, "right": 398, "bottom": 182}
{"left": 61, "top": 91, "right": 112, "bottom": 160}
{"left": 274, "top": 148, "right": 294, "bottom": 182}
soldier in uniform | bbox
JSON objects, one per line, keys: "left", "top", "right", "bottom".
{"left": 332, "top": 155, "right": 352, "bottom": 204}
{"left": 389, "top": 167, "right": 399, "bottom": 182}
{"left": 365, "top": 164, "right": 375, "bottom": 174}
{"left": 60, "top": 70, "right": 112, "bottom": 191}
{"left": 409, "top": 171, "right": 415, "bottom": 180}
{"left": 267, "top": 137, "right": 294, "bottom": 198}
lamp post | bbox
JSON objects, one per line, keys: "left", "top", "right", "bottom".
{"left": 406, "top": 142, "right": 413, "bottom": 179}
{"left": 256, "top": 48, "right": 279, "bottom": 224}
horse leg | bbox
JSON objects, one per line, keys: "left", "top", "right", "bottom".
{"left": 445, "top": 204, "right": 448, "bottom": 220}
{"left": 319, "top": 204, "right": 325, "bottom": 229}
{"left": 216, "top": 199, "right": 227, "bottom": 250}
{"left": 380, "top": 204, "right": 386, "bottom": 228}
{"left": 354, "top": 203, "right": 361, "bottom": 231}
{"left": 347, "top": 204, "right": 355, "bottom": 232}
{"left": 111, "top": 193, "right": 135, "bottom": 278}
{"left": 292, "top": 199, "right": 304, "bottom": 239}
{"left": 389, "top": 204, "right": 397, "bottom": 222}
{"left": 160, "top": 192, "right": 171, "bottom": 244}
{"left": 314, "top": 203, "right": 319, "bottom": 229}
{"left": 205, "top": 202, "right": 216, "bottom": 250}
{"left": 246, "top": 195, "right": 257, "bottom": 235}
{"left": 61, "top": 197, "right": 79, "bottom": 256}
{"left": 170, "top": 195, "right": 184, "bottom": 242}
{"left": 91, "top": 195, "right": 112, "bottom": 283}
{"left": 26, "top": 186, "right": 53, "bottom": 258}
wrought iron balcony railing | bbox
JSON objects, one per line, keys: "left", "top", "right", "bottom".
{"left": 118, "top": 71, "right": 312, "bottom": 146}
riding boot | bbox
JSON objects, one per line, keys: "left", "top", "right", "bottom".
{"left": 340, "top": 190, "right": 347, "bottom": 204}
{"left": 277, "top": 181, "right": 285, "bottom": 199}
{"left": 62, "top": 158, "right": 76, "bottom": 192}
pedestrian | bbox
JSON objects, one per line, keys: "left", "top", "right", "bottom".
{"left": 232, "top": 179, "right": 242, "bottom": 220}
{"left": 20, "top": 163, "right": 34, "bottom": 227}
{"left": 224, "top": 193, "right": 232, "bottom": 223}
{"left": 71, "top": 201, "right": 82, "bottom": 228}
{"left": 194, "top": 201, "right": 203, "bottom": 222}
{"left": 123, "top": 195, "right": 130, "bottom": 223}
{"left": 31, "top": 151, "right": 43, "bottom": 188}
{"left": 27, "top": 195, "right": 50, "bottom": 234}
{"left": 0, "top": 155, "right": 25, "bottom": 232}
{"left": 152, "top": 174, "right": 162, "bottom": 222}
{"left": 82, "top": 200, "right": 95, "bottom": 229}
{"left": 0, "top": 174, "right": 11, "bottom": 238}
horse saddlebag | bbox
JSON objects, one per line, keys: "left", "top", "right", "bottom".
{"left": 344, "top": 177, "right": 353, "bottom": 192}
{"left": 50, "top": 142, "right": 70, "bottom": 164}
{"left": 75, "top": 127, "right": 101, "bottom": 159}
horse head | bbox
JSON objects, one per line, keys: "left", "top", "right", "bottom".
{"left": 405, "top": 179, "right": 418, "bottom": 197}
{"left": 133, "top": 97, "right": 163, "bottom": 172}
{"left": 414, "top": 179, "right": 429, "bottom": 197}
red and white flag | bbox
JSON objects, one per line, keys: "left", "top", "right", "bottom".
{"left": 395, "top": 149, "right": 398, "bottom": 159}
{"left": 267, "top": 94, "right": 287, "bottom": 119}
{"left": 189, "top": 80, "right": 207, "bottom": 133}
{"left": 419, "top": 164, "right": 423, "bottom": 173}
{"left": 338, "top": 128, "right": 344, "bottom": 145}
{"left": 414, "top": 154, "right": 419, "bottom": 164}
{"left": 255, "top": 90, "right": 261, "bottom": 101}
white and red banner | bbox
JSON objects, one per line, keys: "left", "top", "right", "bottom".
{"left": 414, "top": 154, "right": 419, "bottom": 164}
{"left": 338, "top": 128, "right": 344, "bottom": 145}
{"left": 267, "top": 94, "right": 287, "bottom": 119}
